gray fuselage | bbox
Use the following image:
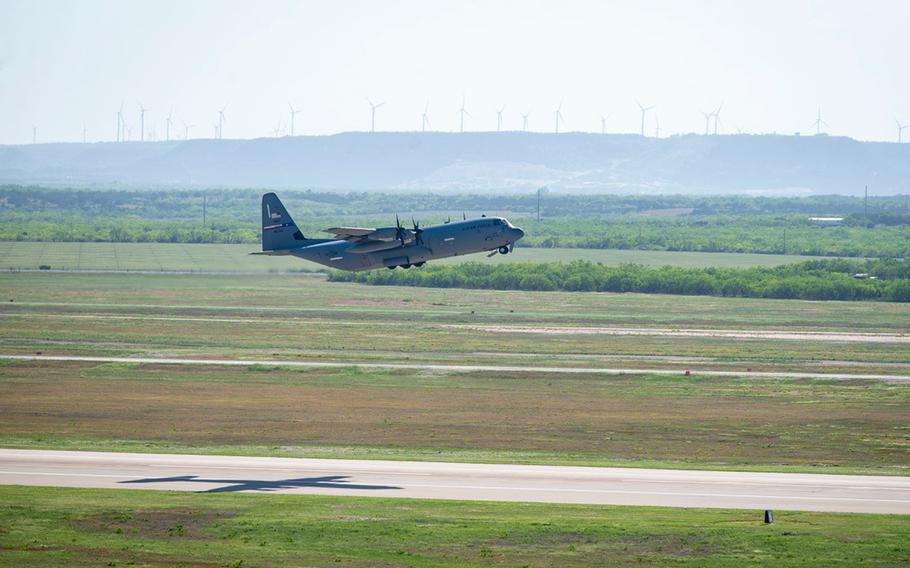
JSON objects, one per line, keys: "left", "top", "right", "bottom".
{"left": 291, "top": 217, "right": 524, "bottom": 271}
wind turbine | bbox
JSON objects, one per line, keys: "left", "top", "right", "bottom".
{"left": 367, "top": 98, "right": 384, "bottom": 133}
{"left": 655, "top": 117, "right": 662, "bottom": 138}
{"left": 421, "top": 100, "right": 430, "bottom": 132}
{"left": 896, "top": 119, "right": 908, "bottom": 143}
{"left": 636, "top": 100, "right": 655, "bottom": 136}
{"left": 181, "top": 120, "right": 194, "bottom": 140}
{"left": 32, "top": 126, "right": 37, "bottom": 144}
{"left": 138, "top": 104, "right": 148, "bottom": 142}
{"left": 273, "top": 118, "right": 284, "bottom": 137}
{"left": 82, "top": 122, "right": 87, "bottom": 143}
{"left": 288, "top": 103, "right": 301, "bottom": 136}
{"left": 458, "top": 95, "right": 470, "bottom": 133}
{"left": 165, "top": 107, "right": 175, "bottom": 141}
{"left": 521, "top": 111, "right": 530, "bottom": 132}
{"left": 554, "top": 100, "right": 564, "bottom": 134}
{"left": 496, "top": 105, "right": 505, "bottom": 132}
{"left": 811, "top": 107, "right": 827, "bottom": 135}
{"left": 116, "top": 103, "right": 124, "bottom": 142}
{"left": 217, "top": 106, "right": 227, "bottom": 139}
{"left": 712, "top": 103, "right": 723, "bottom": 135}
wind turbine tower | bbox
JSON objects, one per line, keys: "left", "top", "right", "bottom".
{"left": 655, "top": 117, "right": 662, "bottom": 138}
{"left": 812, "top": 107, "right": 827, "bottom": 135}
{"left": 288, "top": 103, "right": 301, "bottom": 136}
{"left": 701, "top": 111, "right": 713, "bottom": 135}
{"left": 712, "top": 103, "right": 723, "bottom": 135}
{"left": 636, "top": 100, "right": 655, "bottom": 137}
{"left": 32, "top": 126, "right": 37, "bottom": 144}
{"left": 116, "top": 103, "right": 124, "bottom": 142}
{"left": 554, "top": 100, "right": 564, "bottom": 134}
{"left": 139, "top": 104, "right": 148, "bottom": 142}
{"left": 600, "top": 113, "right": 611, "bottom": 135}
{"left": 521, "top": 111, "right": 530, "bottom": 132}
{"left": 165, "top": 108, "right": 175, "bottom": 141}
{"left": 458, "top": 96, "right": 470, "bottom": 133}
{"left": 421, "top": 100, "right": 430, "bottom": 132}
{"left": 897, "top": 120, "right": 908, "bottom": 143}
{"left": 496, "top": 105, "right": 505, "bottom": 132}
{"left": 217, "top": 107, "right": 227, "bottom": 139}
{"left": 82, "top": 122, "right": 87, "bottom": 143}
{"left": 367, "top": 99, "right": 384, "bottom": 133}
{"left": 182, "top": 121, "right": 194, "bottom": 140}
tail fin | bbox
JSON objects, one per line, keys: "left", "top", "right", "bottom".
{"left": 261, "top": 193, "right": 307, "bottom": 251}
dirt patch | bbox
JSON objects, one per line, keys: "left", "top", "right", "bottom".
{"left": 449, "top": 325, "right": 910, "bottom": 344}
{"left": 75, "top": 507, "right": 235, "bottom": 540}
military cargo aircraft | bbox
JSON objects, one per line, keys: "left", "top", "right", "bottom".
{"left": 253, "top": 193, "right": 525, "bottom": 271}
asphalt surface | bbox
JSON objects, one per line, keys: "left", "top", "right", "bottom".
{"left": 1, "top": 449, "right": 908, "bottom": 513}
{"left": 2, "top": 354, "right": 909, "bottom": 382}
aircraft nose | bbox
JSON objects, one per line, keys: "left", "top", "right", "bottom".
{"left": 512, "top": 227, "right": 525, "bottom": 240}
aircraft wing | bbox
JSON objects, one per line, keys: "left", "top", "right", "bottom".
{"left": 324, "top": 226, "right": 405, "bottom": 242}
{"left": 324, "top": 227, "right": 378, "bottom": 240}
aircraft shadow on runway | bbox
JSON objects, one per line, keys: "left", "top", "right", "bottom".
{"left": 120, "top": 474, "right": 401, "bottom": 493}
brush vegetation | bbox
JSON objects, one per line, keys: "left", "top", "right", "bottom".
{"left": 330, "top": 258, "right": 910, "bottom": 301}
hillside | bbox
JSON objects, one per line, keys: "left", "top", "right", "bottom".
{"left": 1, "top": 132, "right": 908, "bottom": 195}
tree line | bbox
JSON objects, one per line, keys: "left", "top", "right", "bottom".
{"left": 328, "top": 259, "right": 910, "bottom": 302}
{"left": 3, "top": 186, "right": 909, "bottom": 258}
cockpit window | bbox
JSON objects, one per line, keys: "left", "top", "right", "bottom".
{"left": 493, "top": 219, "right": 502, "bottom": 225}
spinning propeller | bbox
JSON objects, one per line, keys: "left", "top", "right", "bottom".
{"left": 394, "top": 215, "right": 408, "bottom": 247}
{"left": 411, "top": 218, "right": 424, "bottom": 246}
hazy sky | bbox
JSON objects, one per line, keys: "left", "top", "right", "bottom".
{"left": 1, "top": 0, "right": 908, "bottom": 144}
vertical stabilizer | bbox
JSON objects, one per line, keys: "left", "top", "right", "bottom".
{"left": 261, "top": 193, "right": 306, "bottom": 251}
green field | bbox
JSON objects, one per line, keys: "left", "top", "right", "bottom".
{"left": 0, "top": 241, "right": 827, "bottom": 272}
{"left": 2, "top": 272, "right": 909, "bottom": 475}
{"left": 1, "top": 486, "right": 906, "bottom": 567}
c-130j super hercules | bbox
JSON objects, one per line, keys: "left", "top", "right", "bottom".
{"left": 253, "top": 193, "right": 525, "bottom": 271}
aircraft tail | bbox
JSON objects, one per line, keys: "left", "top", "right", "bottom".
{"left": 261, "top": 193, "right": 308, "bottom": 251}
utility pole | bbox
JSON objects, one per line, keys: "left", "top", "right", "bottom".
{"left": 864, "top": 185, "right": 868, "bottom": 222}
{"left": 202, "top": 193, "right": 207, "bottom": 225}
{"left": 537, "top": 188, "right": 541, "bottom": 222}
{"left": 782, "top": 227, "right": 787, "bottom": 254}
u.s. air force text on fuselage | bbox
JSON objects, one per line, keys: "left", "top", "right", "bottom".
{"left": 252, "top": 193, "right": 525, "bottom": 271}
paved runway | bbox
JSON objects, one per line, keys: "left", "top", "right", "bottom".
{"left": 1, "top": 449, "right": 908, "bottom": 514}
{"left": 2, "top": 354, "right": 908, "bottom": 382}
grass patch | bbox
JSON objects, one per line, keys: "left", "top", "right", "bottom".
{"left": 0, "top": 485, "right": 908, "bottom": 567}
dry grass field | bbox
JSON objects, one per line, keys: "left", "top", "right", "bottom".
{"left": 0, "top": 359, "right": 907, "bottom": 472}
{"left": 1, "top": 272, "right": 908, "bottom": 474}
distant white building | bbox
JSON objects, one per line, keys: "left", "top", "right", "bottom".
{"left": 808, "top": 216, "right": 844, "bottom": 225}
